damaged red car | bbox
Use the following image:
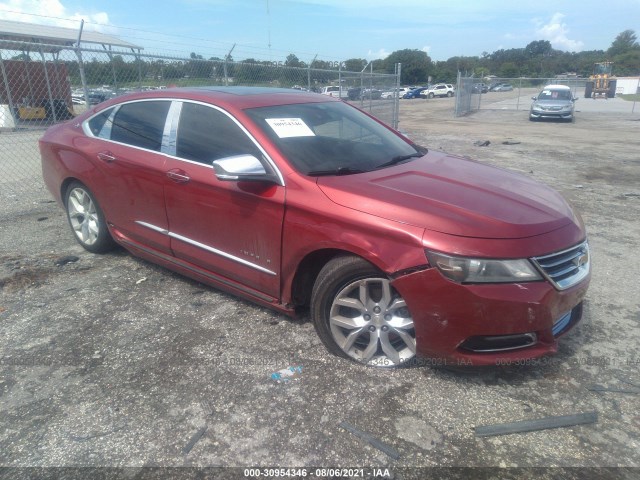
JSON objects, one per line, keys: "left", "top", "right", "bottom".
{"left": 40, "top": 87, "right": 590, "bottom": 367}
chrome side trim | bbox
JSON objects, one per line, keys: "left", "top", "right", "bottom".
{"left": 135, "top": 220, "right": 168, "bottom": 235}
{"left": 169, "top": 231, "right": 277, "bottom": 276}
{"left": 118, "top": 237, "right": 275, "bottom": 303}
{"left": 134, "top": 220, "right": 276, "bottom": 276}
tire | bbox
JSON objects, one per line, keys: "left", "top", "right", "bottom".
{"left": 607, "top": 80, "right": 617, "bottom": 98}
{"left": 311, "top": 255, "right": 416, "bottom": 367}
{"left": 584, "top": 82, "right": 593, "bottom": 99}
{"left": 447, "top": 91, "right": 453, "bottom": 97}
{"left": 428, "top": 92, "right": 435, "bottom": 99}
{"left": 64, "top": 181, "right": 116, "bottom": 253}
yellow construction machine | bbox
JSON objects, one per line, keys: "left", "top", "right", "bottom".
{"left": 584, "top": 62, "right": 617, "bottom": 99}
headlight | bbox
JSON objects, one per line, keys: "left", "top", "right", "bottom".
{"left": 425, "top": 250, "right": 542, "bottom": 284}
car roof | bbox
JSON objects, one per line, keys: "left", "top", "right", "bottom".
{"left": 92, "top": 86, "right": 338, "bottom": 112}
{"left": 542, "top": 84, "right": 571, "bottom": 90}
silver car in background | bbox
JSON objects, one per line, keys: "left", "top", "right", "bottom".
{"left": 530, "top": 84, "right": 577, "bottom": 122}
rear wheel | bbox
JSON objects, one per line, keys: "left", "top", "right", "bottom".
{"left": 311, "top": 255, "right": 416, "bottom": 367}
{"left": 65, "top": 181, "right": 115, "bottom": 253}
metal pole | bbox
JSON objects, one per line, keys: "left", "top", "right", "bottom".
{"left": 516, "top": 77, "right": 521, "bottom": 111}
{"left": 633, "top": 78, "right": 639, "bottom": 114}
{"left": 0, "top": 51, "right": 18, "bottom": 128}
{"left": 360, "top": 62, "right": 370, "bottom": 108}
{"left": 338, "top": 62, "right": 342, "bottom": 99}
{"left": 76, "top": 19, "right": 90, "bottom": 108}
{"left": 477, "top": 73, "right": 482, "bottom": 112}
{"left": 135, "top": 49, "right": 142, "bottom": 89}
{"left": 307, "top": 54, "right": 317, "bottom": 92}
{"left": 103, "top": 44, "right": 118, "bottom": 91}
{"left": 368, "top": 62, "right": 373, "bottom": 111}
{"left": 38, "top": 44, "right": 57, "bottom": 122}
{"left": 224, "top": 44, "right": 235, "bottom": 87}
{"left": 454, "top": 70, "right": 460, "bottom": 116}
{"left": 394, "top": 63, "right": 401, "bottom": 128}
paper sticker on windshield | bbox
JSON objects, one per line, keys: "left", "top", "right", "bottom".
{"left": 265, "top": 118, "right": 315, "bottom": 138}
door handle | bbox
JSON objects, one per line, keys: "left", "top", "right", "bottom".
{"left": 166, "top": 169, "right": 191, "bottom": 184}
{"left": 97, "top": 151, "right": 116, "bottom": 163}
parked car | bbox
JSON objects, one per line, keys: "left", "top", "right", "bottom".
{"left": 472, "top": 83, "right": 488, "bottom": 93}
{"left": 493, "top": 83, "right": 514, "bottom": 92}
{"left": 529, "top": 84, "right": 577, "bottom": 122}
{"left": 393, "top": 87, "right": 412, "bottom": 98}
{"left": 320, "top": 85, "right": 349, "bottom": 99}
{"left": 402, "top": 87, "right": 428, "bottom": 99}
{"left": 360, "top": 88, "right": 382, "bottom": 100}
{"left": 40, "top": 86, "right": 590, "bottom": 367}
{"left": 422, "top": 83, "right": 455, "bottom": 98}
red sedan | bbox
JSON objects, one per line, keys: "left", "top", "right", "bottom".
{"left": 39, "top": 87, "right": 590, "bottom": 367}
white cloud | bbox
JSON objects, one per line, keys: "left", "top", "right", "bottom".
{"left": 534, "top": 13, "right": 584, "bottom": 51}
{"left": 0, "top": 0, "right": 111, "bottom": 32}
{"left": 421, "top": 45, "right": 431, "bottom": 54}
{"left": 366, "top": 48, "right": 390, "bottom": 60}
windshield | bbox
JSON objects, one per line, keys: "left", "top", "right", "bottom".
{"left": 244, "top": 101, "right": 419, "bottom": 175}
{"left": 538, "top": 89, "right": 572, "bottom": 101}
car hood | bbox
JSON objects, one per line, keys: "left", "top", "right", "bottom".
{"left": 533, "top": 99, "right": 572, "bottom": 107}
{"left": 316, "top": 152, "right": 578, "bottom": 239}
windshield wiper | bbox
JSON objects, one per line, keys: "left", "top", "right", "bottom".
{"left": 374, "top": 151, "right": 424, "bottom": 170}
{"left": 307, "top": 167, "right": 366, "bottom": 177}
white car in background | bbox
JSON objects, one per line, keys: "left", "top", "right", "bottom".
{"left": 320, "top": 85, "right": 349, "bottom": 98}
{"left": 422, "top": 83, "right": 455, "bottom": 98}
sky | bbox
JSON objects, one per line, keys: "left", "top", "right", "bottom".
{"left": 0, "top": 0, "right": 638, "bottom": 63}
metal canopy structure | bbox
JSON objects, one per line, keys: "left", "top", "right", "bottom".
{"left": 0, "top": 19, "right": 143, "bottom": 126}
{"left": 0, "top": 19, "right": 141, "bottom": 52}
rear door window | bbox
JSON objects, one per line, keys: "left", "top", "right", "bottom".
{"left": 110, "top": 101, "right": 171, "bottom": 151}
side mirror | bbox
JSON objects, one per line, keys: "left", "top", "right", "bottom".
{"left": 212, "top": 154, "right": 278, "bottom": 183}
{"left": 531, "top": 96, "right": 537, "bottom": 100}
{"left": 573, "top": 97, "right": 579, "bottom": 101}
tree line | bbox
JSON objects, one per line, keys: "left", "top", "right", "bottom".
{"left": 18, "top": 29, "right": 638, "bottom": 89}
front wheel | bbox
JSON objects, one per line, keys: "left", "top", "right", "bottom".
{"left": 428, "top": 92, "right": 435, "bottom": 99}
{"left": 311, "top": 256, "right": 416, "bottom": 367}
{"left": 447, "top": 91, "right": 453, "bottom": 97}
{"left": 65, "top": 181, "right": 115, "bottom": 253}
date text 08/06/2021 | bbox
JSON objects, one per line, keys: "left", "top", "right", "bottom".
{"left": 243, "top": 468, "right": 391, "bottom": 477}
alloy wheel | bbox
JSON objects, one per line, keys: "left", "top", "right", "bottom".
{"left": 329, "top": 277, "right": 416, "bottom": 367}
{"left": 67, "top": 187, "right": 100, "bottom": 246}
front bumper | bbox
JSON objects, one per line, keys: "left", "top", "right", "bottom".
{"left": 391, "top": 268, "right": 590, "bottom": 366}
{"left": 530, "top": 109, "right": 573, "bottom": 119}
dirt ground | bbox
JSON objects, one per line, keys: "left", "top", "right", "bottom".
{"left": 1, "top": 93, "right": 639, "bottom": 479}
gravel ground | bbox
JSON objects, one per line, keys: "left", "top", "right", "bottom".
{"left": 1, "top": 94, "right": 639, "bottom": 479}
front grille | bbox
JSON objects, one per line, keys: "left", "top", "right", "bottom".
{"left": 532, "top": 241, "right": 590, "bottom": 290}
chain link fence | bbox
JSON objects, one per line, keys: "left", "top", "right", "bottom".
{"left": 0, "top": 39, "right": 399, "bottom": 200}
